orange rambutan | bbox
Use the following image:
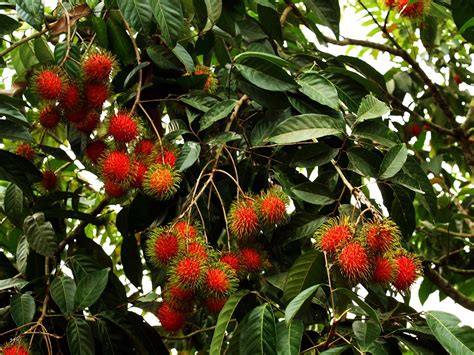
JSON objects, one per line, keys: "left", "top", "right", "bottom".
{"left": 85, "top": 140, "right": 107, "bottom": 164}
{"left": 157, "top": 302, "right": 186, "bottom": 332}
{"left": 2, "top": 343, "right": 29, "bottom": 355}
{"left": 35, "top": 68, "right": 63, "bottom": 100}
{"left": 385, "top": 0, "right": 396, "bottom": 8}
{"left": 392, "top": 252, "right": 421, "bottom": 291}
{"left": 15, "top": 143, "right": 35, "bottom": 161}
{"left": 104, "top": 179, "right": 126, "bottom": 198}
{"left": 228, "top": 198, "right": 260, "bottom": 240}
{"left": 101, "top": 150, "right": 132, "bottom": 182}
{"left": 146, "top": 228, "right": 181, "bottom": 266}
{"left": 107, "top": 111, "right": 140, "bottom": 143}
{"left": 256, "top": 188, "right": 289, "bottom": 226}
{"left": 205, "top": 264, "right": 237, "bottom": 295}
{"left": 337, "top": 242, "right": 370, "bottom": 281}
{"left": 187, "top": 241, "right": 209, "bottom": 259}
{"left": 83, "top": 52, "right": 115, "bottom": 81}
{"left": 84, "top": 82, "right": 109, "bottom": 109}
{"left": 315, "top": 217, "right": 353, "bottom": 254}
{"left": 60, "top": 82, "right": 80, "bottom": 110}
{"left": 174, "top": 220, "right": 199, "bottom": 241}
{"left": 41, "top": 170, "right": 57, "bottom": 191}
{"left": 193, "top": 65, "right": 218, "bottom": 93}
{"left": 371, "top": 256, "right": 395, "bottom": 284}
{"left": 64, "top": 107, "right": 87, "bottom": 124}
{"left": 143, "top": 164, "right": 181, "bottom": 200}
{"left": 364, "top": 220, "right": 399, "bottom": 254}
{"left": 38, "top": 105, "right": 61, "bottom": 128}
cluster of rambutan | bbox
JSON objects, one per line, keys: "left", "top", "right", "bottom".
{"left": 0, "top": 341, "right": 29, "bottom": 355}
{"left": 384, "top": 0, "right": 429, "bottom": 18}
{"left": 192, "top": 65, "right": 218, "bottom": 93}
{"left": 315, "top": 217, "right": 421, "bottom": 291}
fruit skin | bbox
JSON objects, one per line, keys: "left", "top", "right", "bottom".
{"left": 41, "top": 170, "right": 57, "bottom": 191}
{"left": 39, "top": 105, "right": 61, "bottom": 128}
{"left": 75, "top": 111, "right": 100, "bottom": 135}
{"left": 85, "top": 140, "right": 107, "bottom": 164}
{"left": 255, "top": 187, "right": 289, "bottom": 226}
{"left": 146, "top": 228, "right": 181, "bottom": 266}
{"left": 205, "top": 263, "right": 238, "bottom": 295}
{"left": 364, "top": 220, "right": 400, "bottom": 254}
{"left": 2, "top": 343, "right": 29, "bottom": 355}
{"left": 337, "top": 242, "right": 371, "bottom": 281}
{"left": 35, "top": 69, "right": 63, "bottom": 100}
{"left": 187, "top": 241, "right": 209, "bottom": 259}
{"left": 101, "top": 150, "right": 132, "bottom": 183}
{"left": 385, "top": 0, "right": 396, "bottom": 8}
{"left": 157, "top": 302, "right": 186, "bottom": 332}
{"left": 169, "top": 256, "right": 206, "bottom": 289}
{"left": 107, "top": 111, "right": 140, "bottom": 143}
{"left": 371, "top": 256, "right": 395, "bottom": 284}
{"left": 205, "top": 297, "right": 227, "bottom": 313}
{"left": 60, "top": 82, "right": 80, "bottom": 110}
{"left": 143, "top": 164, "right": 181, "bottom": 200}
{"left": 155, "top": 147, "right": 178, "bottom": 168}
{"left": 84, "top": 82, "right": 109, "bottom": 109}
{"left": 408, "top": 123, "right": 422, "bottom": 138}
{"left": 315, "top": 217, "right": 353, "bottom": 254}
{"left": 15, "top": 143, "right": 35, "bottom": 161}
{"left": 134, "top": 139, "right": 155, "bottom": 157}
{"left": 104, "top": 179, "right": 126, "bottom": 198}
{"left": 83, "top": 52, "right": 115, "bottom": 81}
{"left": 240, "top": 248, "right": 263, "bottom": 272}
{"left": 398, "top": 0, "right": 426, "bottom": 17}
{"left": 392, "top": 252, "right": 420, "bottom": 290}
{"left": 131, "top": 160, "right": 148, "bottom": 188}
{"left": 220, "top": 253, "right": 240, "bottom": 274}
{"left": 228, "top": 198, "right": 260, "bottom": 240}
{"left": 174, "top": 220, "right": 199, "bottom": 241}
{"left": 453, "top": 73, "right": 462, "bottom": 85}
{"left": 64, "top": 107, "right": 87, "bottom": 124}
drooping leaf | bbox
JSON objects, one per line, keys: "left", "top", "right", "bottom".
{"left": 304, "top": 0, "right": 340, "bottom": 38}
{"left": 297, "top": 72, "right": 339, "bottom": 110}
{"left": 67, "top": 317, "right": 95, "bottom": 355}
{"left": 10, "top": 293, "right": 35, "bottom": 326}
{"left": 352, "top": 121, "right": 400, "bottom": 148}
{"left": 452, "top": 1, "right": 474, "bottom": 43}
{"left": 23, "top": 213, "right": 57, "bottom": 257}
{"left": 426, "top": 311, "right": 474, "bottom": 354}
{"left": 152, "top": 0, "right": 184, "bottom": 48}
{"left": 378, "top": 144, "right": 408, "bottom": 180}
{"left": 0, "top": 278, "right": 28, "bottom": 291}
{"left": 0, "top": 120, "right": 33, "bottom": 142}
{"left": 16, "top": 0, "right": 44, "bottom": 30}
{"left": 0, "top": 14, "right": 21, "bottom": 35}
{"left": 276, "top": 320, "right": 304, "bottom": 355}
{"left": 121, "top": 234, "right": 143, "bottom": 288}
{"left": 200, "top": 99, "right": 237, "bottom": 130}
{"left": 291, "top": 182, "right": 335, "bottom": 205}
{"left": 239, "top": 304, "right": 277, "bottom": 355}
{"left": 15, "top": 235, "right": 29, "bottom": 274}
{"left": 4, "top": 183, "right": 24, "bottom": 228}
{"left": 390, "top": 186, "right": 416, "bottom": 238}
{"left": 285, "top": 285, "right": 323, "bottom": 324}
{"left": 356, "top": 95, "right": 390, "bottom": 122}
{"left": 346, "top": 147, "right": 381, "bottom": 177}
{"left": 334, "top": 288, "right": 380, "bottom": 323}
{"left": 74, "top": 268, "right": 110, "bottom": 310}
{"left": 203, "top": 0, "right": 222, "bottom": 31}
{"left": 352, "top": 320, "right": 381, "bottom": 352}
{"left": 117, "top": 0, "right": 152, "bottom": 33}
{"left": 50, "top": 276, "right": 76, "bottom": 316}
{"left": 176, "top": 141, "right": 201, "bottom": 171}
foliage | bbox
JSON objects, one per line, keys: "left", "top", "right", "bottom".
{"left": 0, "top": 0, "right": 473, "bottom": 353}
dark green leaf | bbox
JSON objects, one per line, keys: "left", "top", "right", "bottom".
{"left": 172, "top": 43, "right": 195, "bottom": 71}
{"left": 67, "top": 317, "right": 95, "bottom": 355}
{"left": 285, "top": 285, "right": 323, "bottom": 323}
{"left": 291, "top": 182, "right": 335, "bottom": 205}
{"left": 0, "top": 102, "right": 28, "bottom": 125}
{"left": 276, "top": 320, "right": 304, "bottom": 355}
{"left": 304, "top": 0, "right": 340, "bottom": 38}
{"left": 352, "top": 320, "right": 381, "bottom": 351}
{"left": 290, "top": 143, "right": 339, "bottom": 168}
{"left": 297, "top": 72, "right": 339, "bottom": 110}
{"left": 121, "top": 234, "right": 142, "bottom": 288}
{"left": 4, "top": 183, "right": 24, "bottom": 228}
{"left": 346, "top": 147, "right": 381, "bottom": 177}
{"left": 176, "top": 141, "right": 200, "bottom": 171}
{"left": 452, "top": 1, "right": 474, "bottom": 43}
{"left": 391, "top": 186, "right": 415, "bottom": 238}
{"left": 106, "top": 14, "right": 135, "bottom": 66}
{"left": 0, "top": 150, "right": 42, "bottom": 197}
{"left": 15, "top": 235, "right": 29, "bottom": 274}
{"left": 0, "top": 277, "right": 27, "bottom": 291}
{"left": 426, "top": 311, "right": 474, "bottom": 354}
{"left": 352, "top": 120, "right": 400, "bottom": 148}
{"left": 50, "top": 276, "right": 76, "bottom": 316}
{"left": 203, "top": 0, "right": 222, "bottom": 31}
{"left": 117, "top": 0, "right": 152, "bottom": 33}
{"left": 10, "top": 293, "right": 35, "bottom": 326}
{"left": 378, "top": 144, "right": 408, "bottom": 180}
{"left": 74, "top": 268, "right": 110, "bottom": 310}
{"left": 0, "top": 14, "right": 21, "bottom": 35}
{"left": 357, "top": 95, "right": 390, "bottom": 122}
{"left": 23, "top": 213, "right": 57, "bottom": 257}
{"left": 239, "top": 304, "right": 277, "bottom": 355}
{"left": 258, "top": 5, "right": 283, "bottom": 44}
{"left": 200, "top": 99, "right": 237, "bottom": 130}
{"left": 334, "top": 288, "right": 380, "bottom": 323}
{"left": 16, "top": 0, "right": 44, "bottom": 30}
{"left": 152, "top": 0, "right": 184, "bottom": 48}
{"left": 0, "top": 120, "right": 32, "bottom": 142}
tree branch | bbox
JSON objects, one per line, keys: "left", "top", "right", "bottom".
{"left": 0, "top": 28, "right": 48, "bottom": 58}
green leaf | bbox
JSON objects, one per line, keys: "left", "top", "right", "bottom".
{"left": 297, "top": 72, "right": 339, "bottom": 110}
{"left": 16, "top": 0, "right": 44, "bottom": 30}
{"left": 121, "top": 234, "right": 142, "bottom": 288}
{"left": 285, "top": 285, "right": 322, "bottom": 324}
{"left": 210, "top": 289, "right": 249, "bottom": 354}
{"left": 356, "top": 95, "right": 390, "bottom": 122}
{"left": 334, "top": 288, "right": 380, "bottom": 323}
{"left": 268, "top": 114, "right": 344, "bottom": 144}
{"left": 0, "top": 277, "right": 28, "bottom": 291}
{"left": 283, "top": 250, "right": 326, "bottom": 303}
{"left": 10, "top": 293, "right": 35, "bottom": 326}
{"left": 176, "top": 141, "right": 201, "bottom": 171}
{"left": 50, "top": 276, "right": 76, "bottom": 316}
{"left": 0, "top": 14, "right": 21, "bottom": 35}
{"left": 0, "top": 120, "right": 32, "bottom": 142}
{"left": 452, "top": 1, "right": 474, "bottom": 43}
{"left": 346, "top": 147, "right": 381, "bottom": 177}
{"left": 0, "top": 150, "right": 42, "bottom": 197}
{"left": 117, "top": 0, "right": 152, "bottom": 33}
{"left": 172, "top": 43, "right": 195, "bottom": 72}
{"left": 0, "top": 103, "right": 29, "bottom": 125}
{"left": 33, "top": 37, "right": 54, "bottom": 64}
{"left": 239, "top": 304, "right": 277, "bottom": 355}
{"left": 390, "top": 186, "right": 415, "bottom": 238}
{"left": 206, "top": 132, "right": 242, "bottom": 145}
{"left": 106, "top": 14, "right": 135, "bottom": 66}
{"left": 459, "top": 17, "right": 474, "bottom": 34}
{"left": 291, "top": 182, "right": 335, "bottom": 205}
{"left": 123, "top": 62, "right": 150, "bottom": 88}
{"left": 200, "top": 99, "right": 237, "bottom": 130}
{"left": 258, "top": 5, "right": 283, "bottom": 44}
{"left": 152, "top": 0, "right": 184, "bottom": 48}
{"left": 203, "top": 0, "right": 222, "bottom": 31}
{"left": 4, "top": 183, "right": 24, "bottom": 228}
{"left": 352, "top": 320, "right": 381, "bottom": 352}
{"left": 290, "top": 143, "right": 339, "bottom": 168}
{"left": 390, "top": 173, "right": 424, "bottom": 194}
{"left": 235, "top": 58, "right": 298, "bottom": 92}
{"left": 23, "top": 213, "right": 57, "bottom": 257}
{"left": 15, "top": 235, "right": 29, "bottom": 274}
{"left": 426, "top": 311, "right": 474, "bottom": 354}
{"left": 378, "top": 144, "right": 408, "bottom": 180}
{"left": 276, "top": 320, "right": 304, "bottom": 355}
{"left": 67, "top": 317, "right": 95, "bottom": 355}
{"left": 234, "top": 52, "right": 292, "bottom": 68}
{"left": 304, "top": 0, "right": 340, "bottom": 38}
{"left": 352, "top": 120, "right": 400, "bottom": 148}
{"left": 74, "top": 268, "right": 110, "bottom": 310}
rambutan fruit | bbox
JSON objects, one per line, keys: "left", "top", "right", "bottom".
{"left": 164, "top": 284, "right": 195, "bottom": 312}
{"left": 256, "top": 188, "right": 289, "bottom": 226}
{"left": 205, "top": 297, "right": 227, "bottom": 313}
{"left": 64, "top": 107, "right": 87, "bottom": 124}
{"left": 60, "top": 82, "right": 80, "bottom": 110}
{"left": 131, "top": 160, "right": 148, "bottom": 188}
{"left": 384, "top": 0, "right": 396, "bottom": 8}
{"left": 38, "top": 105, "right": 61, "bottom": 129}
{"left": 107, "top": 111, "right": 140, "bottom": 143}
{"left": 101, "top": 150, "right": 132, "bottom": 183}
{"left": 398, "top": 0, "right": 426, "bottom": 17}
{"left": 134, "top": 139, "right": 155, "bottom": 158}
{"left": 143, "top": 164, "right": 181, "bottom": 200}
{"left": 363, "top": 220, "right": 399, "bottom": 254}
{"left": 228, "top": 198, "right": 260, "bottom": 240}
{"left": 187, "top": 241, "right": 209, "bottom": 259}
{"left": 170, "top": 256, "right": 205, "bottom": 289}
{"left": 75, "top": 111, "right": 100, "bottom": 135}
{"left": 41, "top": 170, "right": 57, "bottom": 190}
{"left": 174, "top": 220, "right": 199, "bottom": 241}
{"left": 193, "top": 65, "right": 218, "bottom": 93}
{"left": 15, "top": 143, "right": 35, "bottom": 161}
{"left": 337, "top": 242, "right": 370, "bottom": 281}
{"left": 2, "top": 343, "right": 29, "bottom": 355}
{"left": 157, "top": 302, "right": 186, "bottom": 332}
{"left": 84, "top": 82, "right": 109, "bottom": 109}
{"left": 371, "top": 256, "right": 395, "bottom": 284}
{"left": 104, "top": 179, "right": 126, "bottom": 198}
{"left": 453, "top": 73, "right": 462, "bottom": 85}
{"left": 392, "top": 252, "right": 420, "bottom": 291}
{"left": 83, "top": 52, "right": 115, "bottom": 81}
{"left": 205, "top": 264, "right": 237, "bottom": 295}
{"left": 220, "top": 252, "right": 240, "bottom": 274}
{"left": 240, "top": 247, "right": 263, "bottom": 272}
{"left": 146, "top": 228, "right": 181, "bottom": 266}
{"left": 155, "top": 147, "right": 178, "bottom": 168}
{"left": 34, "top": 68, "right": 63, "bottom": 100}
{"left": 85, "top": 140, "right": 107, "bottom": 164}
{"left": 315, "top": 217, "right": 353, "bottom": 254}
{"left": 168, "top": 284, "right": 194, "bottom": 302}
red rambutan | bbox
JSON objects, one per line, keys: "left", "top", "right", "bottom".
{"left": 41, "top": 170, "right": 57, "bottom": 190}
{"left": 147, "top": 229, "right": 180, "bottom": 265}
{"left": 104, "top": 179, "right": 126, "bottom": 198}
{"left": 385, "top": 0, "right": 396, "bottom": 8}
{"left": 84, "top": 82, "right": 109, "bottom": 109}
{"left": 75, "top": 111, "right": 100, "bottom": 135}
{"left": 256, "top": 188, "right": 288, "bottom": 226}
{"left": 315, "top": 217, "right": 352, "bottom": 254}
{"left": 168, "top": 285, "right": 194, "bottom": 302}
{"left": 205, "top": 297, "right": 227, "bottom": 313}
{"left": 228, "top": 198, "right": 260, "bottom": 240}
{"left": 172, "top": 256, "right": 204, "bottom": 288}
{"left": 155, "top": 147, "right": 178, "bottom": 168}
{"left": 60, "top": 82, "right": 80, "bottom": 110}
{"left": 131, "top": 160, "right": 148, "bottom": 188}
{"left": 174, "top": 220, "right": 198, "bottom": 241}
{"left": 134, "top": 139, "right": 155, "bottom": 157}
{"left": 2, "top": 343, "right": 29, "bottom": 355}
{"left": 39, "top": 105, "right": 61, "bottom": 128}
{"left": 83, "top": 52, "right": 115, "bottom": 81}
{"left": 64, "top": 107, "right": 86, "bottom": 124}
{"left": 35, "top": 69, "right": 63, "bottom": 100}
{"left": 85, "top": 140, "right": 107, "bottom": 164}
{"left": 205, "top": 268, "right": 230, "bottom": 294}
{"left": 220, "top": 253, "right": 240, "bottom": 274}
{"left": 364, "top": 220, "right": 399, "bottom": 254}
{"left": 193, "top": 65, "right": 218, "bottom": 93}
{"left": 15, "top": 143, "right": 35, "bottom": 161}
{"left": 453, "top": 73, "right": 462, "bottom": 85}
{"left": 101, "top": 150, "right": 132, "bottom": 182}
{"left": 398, "top": 0, "right": 425, "bottom": 17}
{"left": 392, "top": 253, "right": 420, "bottom": 291}
{"left": 108, "top": 111, "right": 140, "bottom": 143}
{"left": 337, "top": 242, "right": 370, "bottom": 281}
{"left": 187, "top": 241, "right": 209, "bottom": 259}
{"left": 372, "top": 256, "right": 395, "bottom": 284}
{"left": 157, "top": 302, "right": 185, "bottom": 332}
{"left": 240, "top": 248, "right": 263, "bottom": 272}
{"left": 143, "top": 164, "right": 181, "bottom": 200}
